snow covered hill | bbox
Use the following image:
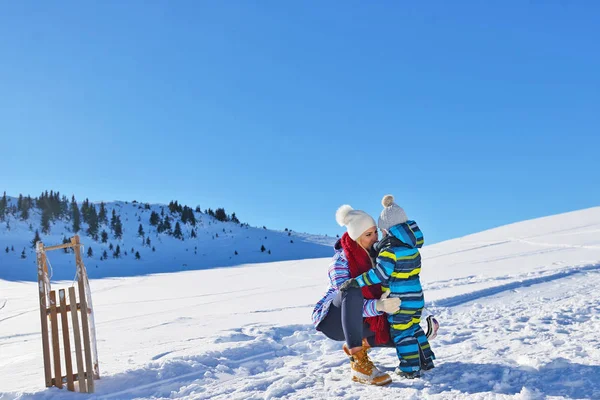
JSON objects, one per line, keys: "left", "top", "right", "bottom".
{"left": 0, "top": 195, "right": 335, "bottom": 281}
{"left": 1, "top": 207, "right": 599, "bottom": 399}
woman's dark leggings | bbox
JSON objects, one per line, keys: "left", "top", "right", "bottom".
{"left": 316, "top": 287, "right": 394, "bottom": 349}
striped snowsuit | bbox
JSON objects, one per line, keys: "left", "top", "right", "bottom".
{"left": 355, "top": 220, "right": 435, "bottom": 373}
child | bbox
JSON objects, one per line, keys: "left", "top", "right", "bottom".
{"left": 340, "top": 194, "right": 435, "bottom": 378}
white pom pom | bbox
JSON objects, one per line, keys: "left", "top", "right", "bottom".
{"left": 382, "top": 195, "right": 395, "bottom": 207}
{"left": 335, "top": 205, "right": 353, "bottom": 226}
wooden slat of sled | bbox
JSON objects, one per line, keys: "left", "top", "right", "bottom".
{"left": 69, "top": 286, "right": 87, "bottom": 393}
{"left": 59, "top": 289, "right": 75, "bottom": 391}
{"left": 73, "top": 235, "right": 95, "bottom": 393}
{"left": 49, "top": 291, "right": 62, "bottom": 389}
{"left": 37, "top": 248, "right": 52, "bottom": 388}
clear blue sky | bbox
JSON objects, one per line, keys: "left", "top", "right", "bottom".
{"left": 1, "top": 1, "right": 599, "bottom": 244}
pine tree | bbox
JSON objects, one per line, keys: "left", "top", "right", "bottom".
{"left": 261, "top": 245, "right": 266, "bottom": 252}
{"left": 87, "top": 205, "right": 99, "bottom": 238}
{"left": 102, "top": 250, "right": 108, "bottom": 260}
{"left": 5, "top": 246, "right": 9, "bottom": 253}
{"left": 60, "top": 195, "right": 69, "bottom": 219}
{"left": 20, "top": 196, "right": 30, "bottom": 220}
{"left": 173, "top": 222, "right": 183, "bottom": 239}
{"left": 113, "top": 245, "right": 121, "bottom": 258}
{"left": 109, "top": 243, "right": 114, "bottom": 251}
{"left": 0, "top": 191, "right": 7, "bottom": 220}
{"left": 231, "top": 213, "right": 240, "bottom": 224}
{"left": 181, "top": 206, "right": 196, "bottom": 226}
{"left": 234, "top": 250, "right": 238, "bottom": 255}
{"left": 87, "top": 247, "right": 93, "bottom": 257}
{"left": 191, "top": 229, "right": 196, "bottom": 238}
{"left": 110, "top": 209, "right": 117, "bottom": 233}
{"left": 21, "top": 248, "right": 26, "bottom": 259}
{"left": 41, "top": 207, "right": 51, "bottom": 234}
{"left": 81, "top": 198, "right": 90, "bottom": 224}
{"left": 215, "top": 208, "right": 228, "bottom": 222}
{"left": 138, "top": 224, "right": 145, "bottom": 237}
{"left": 161, "top": 216, "right": 171, "bottom": 233}
{"left": 135, "top": 251, "right": 140, "bottom": 260}
{"left": 149, "top": 211, "right": 160, "bottom": 226}
{"left": 85, "top": 199, "right": 95, "bottom": 224}
{"left": 268, "top": 250, "right": 271, "bottom": 254}
{"left": 113, "top": 215, "right": 123, "bottom": 239}
{"left": 62, "top": 237, "right": 71, "bottom": 253}
{"left": 181, "top": 207, "right": 188, "bottom": 224}
{"left": 40, "top": 191, "right": 48, "bottom": 215}
{"left": 99, "top": 202, "right": 108, "bottom": 225}
{"left": 31, "top": 230, "right": 41, "bottom": 248}
{"left": 146, "top": 237, "right": 151, "bottom": 247}
{"left": 71, "top": 196, "right": 81, "bottom": 233}
{"left": 101, "top": 230, "right": 108, "bottom": 243}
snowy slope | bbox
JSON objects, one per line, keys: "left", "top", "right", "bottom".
{"left": 0, "top": 196, "right": 335, "bottom": 281}
{"left": 1, "top": 207, "right": 599, "bottom": 399}
{"left": 421, "top": 206, "right": 600, "bottom": 303}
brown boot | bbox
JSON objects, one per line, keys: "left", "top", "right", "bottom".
{"left": 342, "top": 344, "right": 392, "bottom": 386}
{"left": 342, "top": 338, "right": 371, "bottom": 356}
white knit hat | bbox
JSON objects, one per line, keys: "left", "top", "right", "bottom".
{"left": 336, "top": 205, "right": 376, "bottom": 240}
{"left": 378, "top": 194, "right": 408, "bottom": 232}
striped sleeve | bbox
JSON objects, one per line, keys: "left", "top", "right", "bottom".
{"left": 363, "top": 299, "right": 381, "bottom": 317}
{"left": 408, "top": 221, "right": 424, "bottom": 248}
{"left": 328, "top": 252, "right": 352, "bottom": 289}
{"left": 329, "top": 252, "right": 382, "bottom": 317}
{"left": 356, "top": 248, "right": 396, "bottom": 287}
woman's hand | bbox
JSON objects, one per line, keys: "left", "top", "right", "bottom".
{"left": 339, "top": 278, "right": 360, "bottom": 291}
{"left": 375, "top": 291, "right": 401, "bottom": 313}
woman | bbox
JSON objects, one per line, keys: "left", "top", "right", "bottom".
{"left": 311, "top": 204, "right": 400, "bottom": 386}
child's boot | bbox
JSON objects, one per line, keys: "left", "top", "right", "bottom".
{"left": 419, "top": 348, "right": 435, "bottom": 371}
{"left": 394, "top": 367, "right": 421, "bottom": 379}
{"left": 422, "top": 359, "right": 435, "bottom": 371}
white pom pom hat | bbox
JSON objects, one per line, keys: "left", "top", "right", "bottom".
{"left": 336, "top": 205, "right": 376, "bottom": 241}
{"left": 378, "top": 194, "right": 408, "bottom": 232}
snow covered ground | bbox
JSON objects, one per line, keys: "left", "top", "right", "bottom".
{"left": 1, "top": 207, "right": 599, "bottom": 399}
